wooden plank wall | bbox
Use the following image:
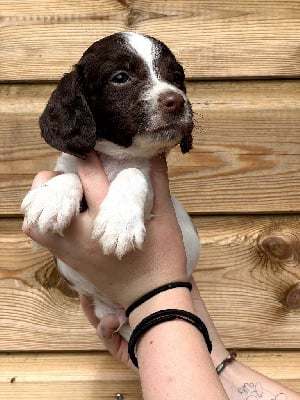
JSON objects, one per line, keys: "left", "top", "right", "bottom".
{"left": 1, "top": 1, "right": 300, "bottom": 398}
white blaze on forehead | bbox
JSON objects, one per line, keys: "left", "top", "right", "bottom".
{"left": 123, "top": 31, "right": 188, "bottom": 109}
{"left": 124, "top": 32, "right": 160, "bottom": 81}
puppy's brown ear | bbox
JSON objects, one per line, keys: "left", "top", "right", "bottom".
{"left": 39, "top": 68, "right": 96, "bottom": 158}
{"left": 180, "top": 132, "right": 193, "bottom": 154}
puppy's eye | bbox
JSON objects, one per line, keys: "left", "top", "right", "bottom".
{"left": 111, "top": 72, "right": 129, "bottom": 84}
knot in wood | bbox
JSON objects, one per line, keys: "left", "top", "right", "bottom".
{"left": 127, "top": 8, "right": 141, "bottom": 25}
{"left": 285, "top": 283, "right": 300, "bottom": 310}
{"left": 35, "top": 265, "right": 78, "bottom": 299}
{"left": 257, "top": 229, "right": 300, "bottom": 267}
{"left": 258, "top": 233, "right": 294, "bottom": 261}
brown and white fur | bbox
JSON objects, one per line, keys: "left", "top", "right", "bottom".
{"left": 21, "top": 32, "right": 200, "bottom": 340}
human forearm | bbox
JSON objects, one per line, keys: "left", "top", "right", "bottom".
{"left": 129, "top": 288, "right": 229, "bottom": 400}
{"left": 220, "top": 360, "right": 300, "bottom": 400}
{"left": 190, "top": 280, "right": 300, "bottom": 400}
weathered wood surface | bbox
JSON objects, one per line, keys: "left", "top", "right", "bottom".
{"left": 1, "top": 1, "right": 300, "bottom": 395}
{"left": 0, "top": 352, "right": 142, "bottom": 400}
{"left": 0, "top": 351, "right": 299, "bottom": 399}
{"left": 1, "top": 216, "right": 299, "bottom": 351}
{"left": 1, "top": 80, "right": 300, "bottom": 215}
{"left": 1, "top": 1, "right": 300, "bottom": 81}
{"left": 195, "top": 215, "right": 300, "bottom": 349}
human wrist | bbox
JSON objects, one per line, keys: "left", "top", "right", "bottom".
{"left": 126, "top": 281, "right": 193, "bottom": 318}
{"left": 128, "top": 286, "right": 196, "bottom": 329}
{"left": 216, "top": 358, "right": 249, "bottom": 396}
{"left": 129, "top": 308, "right": 212, "bottom": 368}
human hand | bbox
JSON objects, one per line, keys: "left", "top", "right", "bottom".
{"left": 22, "top": 152, "right": 187, "bottom": 308}
{"left": 80, "top": 276, "right": 229, "bottom": 372}
{"left": 80, "top": 295, "right": 137, "bottom": 371}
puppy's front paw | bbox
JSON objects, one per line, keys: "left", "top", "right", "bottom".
{"left": 21, "top": 173, "right": 83, "bottom": 235}
{"left": 93, "top": 200, "right": 146, "bottom": 259}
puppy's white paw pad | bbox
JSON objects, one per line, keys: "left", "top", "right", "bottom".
{"left": 21, "top": 174, "right": 83, "bottom": 234}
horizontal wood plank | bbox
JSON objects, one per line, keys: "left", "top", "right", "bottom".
{"left": 1, "top": 216, "right": 299, "bottom": 351}
{"left": 0, "top": 352, "right": 142, "bottom": 400}
{"left": 1, "top": 0, "right": 300, "bottom": 394}
{"left": 1, "top": 1, "right": 300, "bottom": 80}
{"left": 0, "top": 351, "right": 299, "bottom": 398}
{"left": 0, "top": 220, "right": 103, "bottom": 351}
{"left": 194, "top": 214, "right": 300, "bottom": 349}
{"left": 1, "top": 80, "right": 300, "bottom": 215}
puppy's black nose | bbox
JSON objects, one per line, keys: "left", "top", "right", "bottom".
{"left": 160, "top": 91, "right": 185, "bottom": 113}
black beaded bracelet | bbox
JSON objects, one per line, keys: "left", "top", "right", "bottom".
{"left": 125, "top": 282, "right": 192, "bottom": 317}
{"left": 128, "top": 309, "right": 212, "bottom": 368}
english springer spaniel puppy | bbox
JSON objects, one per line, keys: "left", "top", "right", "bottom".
{"left": 21, "top": 32, "right": 200, "bottom": 340}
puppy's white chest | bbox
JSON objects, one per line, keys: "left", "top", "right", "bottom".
{"left": 99, "top": 153, "right": 151, "bottom": 183}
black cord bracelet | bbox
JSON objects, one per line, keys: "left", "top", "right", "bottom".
{"left": 128, "top": 309, "right": 212, "bottom": 368}
{"left": 126, "top": 282, "right": 192, "bottom": 317}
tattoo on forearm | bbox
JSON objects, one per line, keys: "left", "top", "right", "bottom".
{"left": 238, "top": 382, "right": 287, "bottom": 400}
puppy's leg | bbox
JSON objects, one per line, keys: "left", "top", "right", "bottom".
{"left": 21, "top": 173, "right": 83, "bottom": 235}
{"left": 21, "top": 153, "right": 81, "bottom": 234}
{"left": 93, "top": 167, "right": 153, "bottom": 259}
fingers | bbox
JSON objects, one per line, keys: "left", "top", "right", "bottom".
{"left": 80, "top": 297, "right": 135, "bottom": 369}
{"left": 77, "top": 152, "right": 109, "bottom": 213}
{"left": 97, "top": 314, "right": 120, "bottom": 338}
{"left": 97, "top": 315, "right": 124, "bottom": 358}
{"left": 97, "top": 315, "right": 136, "bottom": 371}
{"left": 150, "top": 154, "right": 173, "bottom": 215}
{"left": 22, "top": 221, "right": 61, "bottom": 251}
{"left": 31, "top": 170, "right": 62, "bottom": 189}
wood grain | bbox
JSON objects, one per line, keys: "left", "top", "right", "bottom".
{"left": 1, "top": 1, "right": 300, "bottom": 80}
{"left": 1, "top": 216, "right": 299, "bottom": 351}
{"left": 1, "top": 0, "right": 299, "bottom": 395}
{"left": 194, "top": 215, "right": 300, "bottom": 349}
{"left": 0, "top": 351, "right": 299, "bottom": 399}
{"left": 0, "top": 352, "right": 142, "bottom": 400}
{"left": 1, "top": 80, "right": 299, "bottom": 215}
{"left": 0, "top": 220, "right": 103, "bottom": 351}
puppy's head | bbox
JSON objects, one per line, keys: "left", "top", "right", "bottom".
{"left": 40, "top": 32, "right": 194, "bottom": 159}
